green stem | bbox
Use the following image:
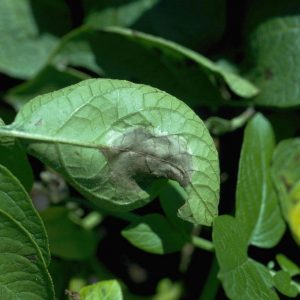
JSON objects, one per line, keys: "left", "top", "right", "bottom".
{"left": 192, "top": 236, "right": 214, "bottom": 252}
{"left": 198, "top": 257, "right": 220, "bottom": 300}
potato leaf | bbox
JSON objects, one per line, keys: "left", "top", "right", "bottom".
{"left": 0, "top": 79, "right": 220, "bottom": 226}
{"left": 0, "top": 164, "right": 54, "bottom": 300}
{"left": 248, "top": 16, "right": 300, "bottom": 107}
{"left": 236, "top": 113, "right": 285, "bottom": 247}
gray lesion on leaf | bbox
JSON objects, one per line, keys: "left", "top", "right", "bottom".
{"left": 100, "top": 128, "right": 193, "bottom": 195}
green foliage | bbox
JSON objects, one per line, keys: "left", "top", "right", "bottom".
{"left": 0, "top": 1, "right": 299, "bottom": 299}
{"left": 0, "top": 165, "right": 54, "bottom": 299}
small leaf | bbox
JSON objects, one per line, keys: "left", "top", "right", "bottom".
{"left": 248, "top": 16, "right": 300, "bottom": 107}
{"left": 0, "top": 79, "right": 219, "bottom": 226}
{"left": 271, "top": 138, "right": 300, "bottom": 244}
{"left": 236, "top": 113, "right": 285, "bottom": 247}
{"left": 273, "top": 270, "right": 298, "bottom": 298}
{"left": 276, "top": 254, "right": 300, "bottom": 277}
{"left": 40, "top": 207, "right": 99, "bottom": 260}
{"left": 0, "top": 164, "right": 54, "bottom": 299}
{"left": 122, "top": 213, "right": 188, "bottom": 254}
{"left": 80, "top": 280, "right": 123, "bottom": 300}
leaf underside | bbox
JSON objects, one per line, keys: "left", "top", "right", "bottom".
{"left": 4, "top": 79, "right": 219, "bottom": 226}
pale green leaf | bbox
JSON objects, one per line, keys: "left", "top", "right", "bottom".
{"left": 80, "top": 280, "right": 123, "bottom": 300}
{"left": 213, "top": 215, "right": 279, "bottom": 300}
{"left": 0, "top": 79, "right": 220, "bottom": 226}
{"left": 0, "top": 0, "right": 71, "bottom": 79}
{"left": 0, "top": 164, "right": 54, "bottom": 300}
{"left": 40, "top": 207, "right": 99, "bottom": 260}
{"left": 271, "top": 138, "right": 300, "bottom": 244}
{"left": 121, "top": 213, "right": 188, "bottom": 254}
{"left": 236, "top": 114, "right": 285, "bottom": 247}
{"left": 248, "top": 16, "right": 300, "bottom": 107}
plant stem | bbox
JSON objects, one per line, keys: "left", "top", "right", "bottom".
{"left": 192, "top": 236, "right": 214, "bottom": 252}
{"left": 198, "top": 257, "right": 220, "bottom": 300}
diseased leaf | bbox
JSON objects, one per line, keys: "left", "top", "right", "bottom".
{"left": 248, "top": 16, "right": 300, "bottom": 107}
{"left": 80, "top": 280, "right": 123, "bottom": 300}
{"left": 40, "top": 207, "right": 99, "bottom": 260}
{"left": 213, "top": 215, "right": 279, "bottom": 300}
{"left": 0, "top": 164, "right": 54, "bottom": 300}
{"left": 0, "top": 79, "right": 220, "bottom": 226}
{"left": 271, "top": 138, "right": 300, "bottom": 245}
{"left": 0, "top": 0, "right": 71, "bottom": 79}
{"left": 121, "top": 213, "right": 188, "bottom": 254}
{"left": 51, "top": 26, "right": 257, "bottom": 108}
{"left": 83, "top": 0, "right": 226, "bottom": 50}
{"left": 236, "top": 114, "right": 285, "bottom": 247}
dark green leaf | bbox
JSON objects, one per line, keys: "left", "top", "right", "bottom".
{"left": 51, "top": 27, "right": 258, "bottom": 107}
{"left": 0, "top": 164, "right": 54, "bottom": 299}
{"left": 121, "top": 213, "right": 188, "bottom": 254}
{"left": 276, "top": 254, "right": 300, "bottom": 277}
{"left": 84, "top": 0, "right": 226, "bottom": 50}
{"left": 248, "top": 16, "right": 300, "bottom": 107}
{"left": 273, "top": 270, "right": 298, "bottom": 297}
{"left": 213, "top": 215, "right": 279, "bottom": 300}
{"left": 5, "top": 65, "right": 88, "bottom": 110}
{"left": 0, "top": 79, "right": 220, "bottom": 226}
{"left": 40, "top": 207, "right": 99, "bottom": 260}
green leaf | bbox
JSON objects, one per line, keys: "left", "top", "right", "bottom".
{"left": 80, "top": 280, "right": 123, "bottom": 300}
{"left": 271, "top": 138, "right": 300, "bottom": 244}
{"left": 213, "top": 215, "right": 279, "bottom": 300}
{"left": 40, "top": 207, "right": 99, "bottom": 260}
{"left": 0, "top": 138, "right": 34, "bottom": 192}
{"left": 248, "top": 16, "right": 300, "bottom": 107}
{"left": 5, "top": 65, "right": 88, "bottom": 111}
{"left": 0, "top": 0, "right": 71, "bottom": 79}
{"left": 159, "top": 181, "right": 193, "bottom": 237}
{"left": 51, "top": 26, "right": 257, "bottom": 107}
{"left": 121, "top": 213, "right": 188, "bottom": 254}
{"left": 0, "top": 164, "right": 54, "bottom": 299}
{"left": 273, "top": 270, "right": 298, "bottom": 298}
{"left": 0, "top": 79, "right": 220, "bottom": 226}
{"left": 236, "top": 113, "right": 285, "bottom": 247}
{"left": 276, "top": 254, "right": 300, "bottom": 277}
{"left": 83, "top": 0, "right": 226, "bottom": 50}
